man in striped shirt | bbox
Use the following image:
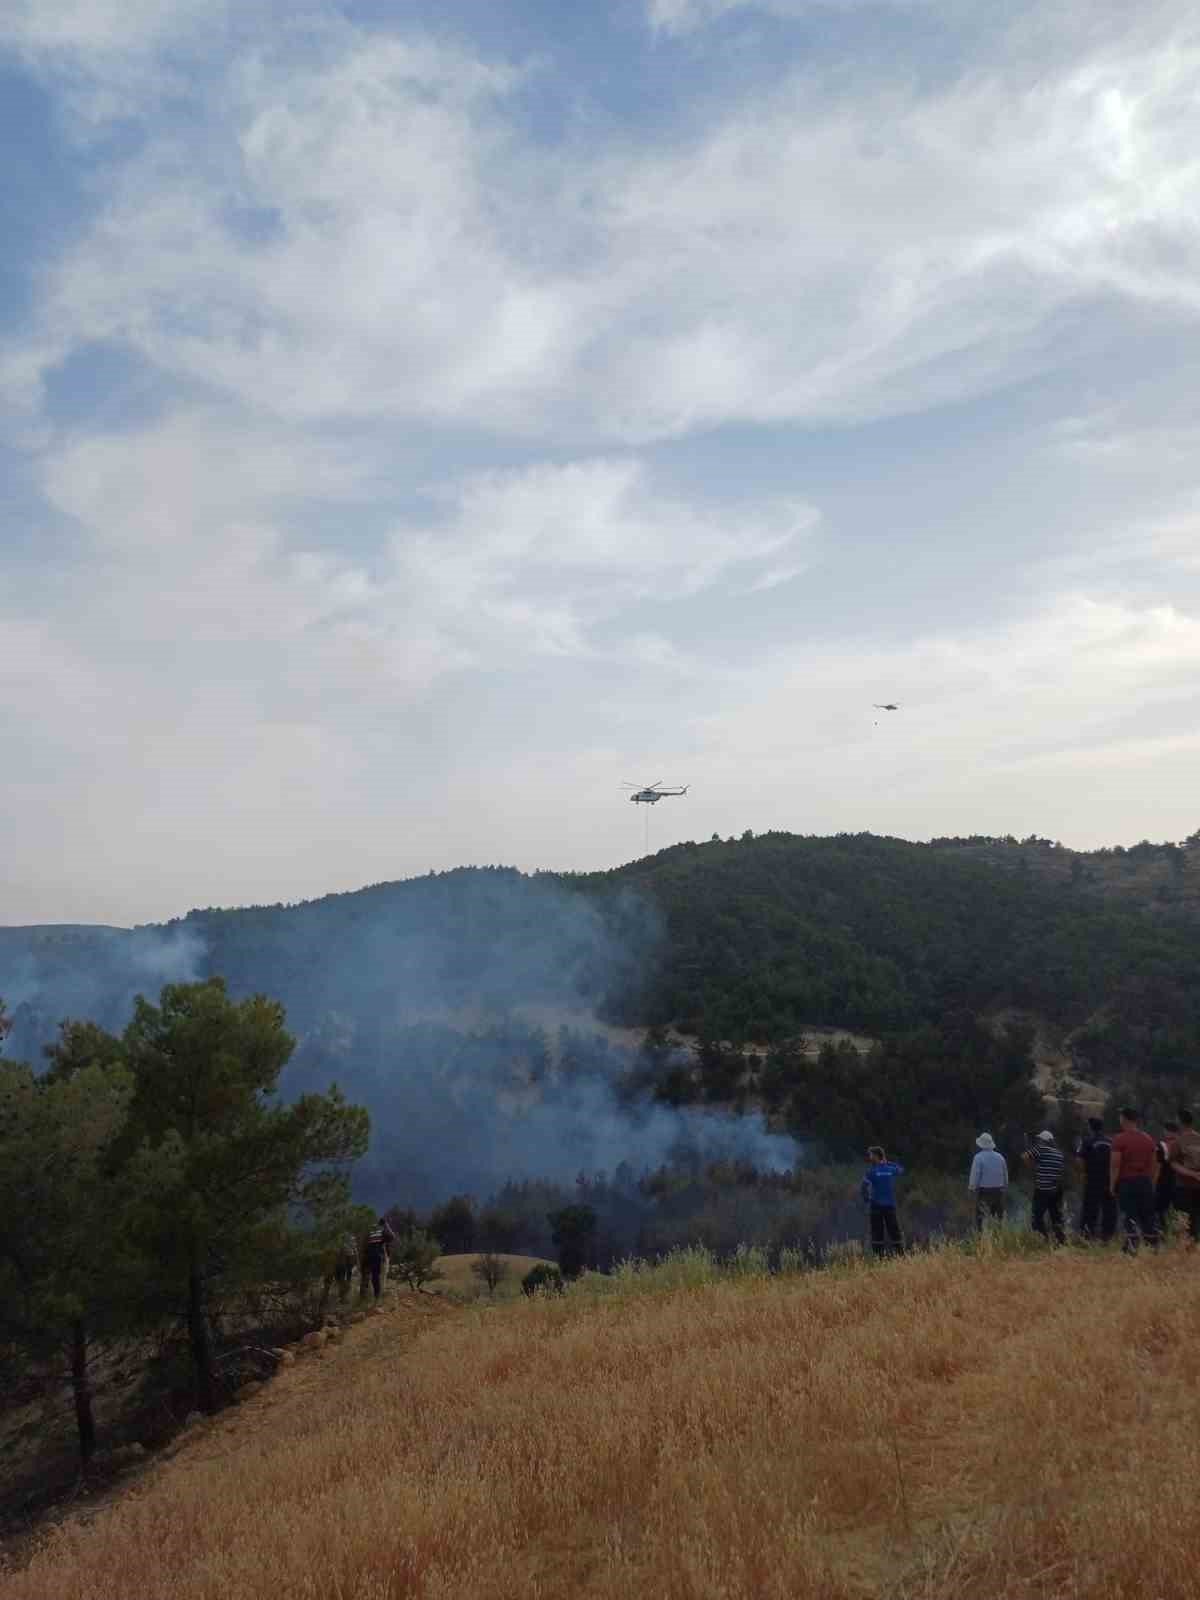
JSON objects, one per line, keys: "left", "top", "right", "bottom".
{"left": 1023, "top": 1130, "right": 1067, "bottom": 1244}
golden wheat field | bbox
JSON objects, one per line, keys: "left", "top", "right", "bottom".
{"left": 3, "top": 1241, "right": 1198, "bottom": 1600}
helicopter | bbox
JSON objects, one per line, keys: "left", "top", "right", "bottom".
{"left": 621, "top": 780, "right": 689, "bottom": 805}
{"left": 873, "top": 703, "right": 900, "bottom": 711}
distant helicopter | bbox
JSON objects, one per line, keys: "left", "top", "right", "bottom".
{"left": 620, "top": 780, "right": 689, "bottom": 805}
{"left": 873, "top": 703, "right": 900, "bottom": 711}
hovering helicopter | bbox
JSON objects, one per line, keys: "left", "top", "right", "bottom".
{"left": 873, "top": 703, "right": 900, "bottom": 711}
{"left": 621, "top": 780, "right": 689, "bottom": 805}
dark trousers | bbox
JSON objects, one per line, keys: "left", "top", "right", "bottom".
{"left": 1032, "top": 1187, "right": 1066, "bottom": 1244}
{"left": 1155, "top": 1171, "right": 1175, "bottom": 1228}
{"left": 366, "top": 1251, "right": 386, "bottom": 1297}
{"left": 1079, "top": 1186, "right": 1117, "bottom": 1242}
{"left": 1117, "top": 1175, "right": 1159, "bottom": 1251}
{"left": 1174, "top": 1186, "right": 1200, "bottom": 1243}
{"left": 869, "top": 1204, "right": 903, "bottom": 1256}
{"left": 975, "top": 1190, "right": 1006, "bottom": 1230}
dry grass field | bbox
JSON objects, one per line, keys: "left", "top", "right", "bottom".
{"left": 2, "top": 1240, "right": 1198, "bottom": 1600}
{"left": 432, "top": 1253, "right": 555, "bottom": 1302}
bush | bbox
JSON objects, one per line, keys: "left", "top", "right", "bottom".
{"left": 391, "top": 1229, "right": 444, "bottom": 1292}
{"left": 521, "top": 1262, "right": 564, "bottom": 1297}
{"left": 470, "top": 1252, "right": 510, "bottom": 1298}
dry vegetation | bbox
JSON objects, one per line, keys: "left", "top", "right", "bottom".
{"left": 432, "top": 1253, "right": 555, "bottom": 1303}
{"left": 3, "top": 1239, "right": 1198, "bottom": 1600}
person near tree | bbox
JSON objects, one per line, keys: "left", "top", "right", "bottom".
{"left": 860, "top": 1146, "right": 904, "bottom": 1257}
{"left": 362, "top": 1215, "right": 396, "bottom": 1301}
{"left": 1022, "top": 1130, "right": 1067, "bottom": 1244}
{"left": 1109, "top": 1108, "right": 1159, "bottom": 1253}
{"left": 968, "top": 1132, "right": 1008, "bottom": 1230}
{"left": 334, "top": 1232, "right": 358, "bottom": 1302}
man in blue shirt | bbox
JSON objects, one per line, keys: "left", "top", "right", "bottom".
{"left": 861, "top": 1146, "right": 905, "bottom": 1256}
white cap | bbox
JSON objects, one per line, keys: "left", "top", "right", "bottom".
{"left": 976, "top": 1133, "right": 995, "bottom": 1150}
{"left": 1036, "top": 1130, "right": 1055, "bottom": 1143}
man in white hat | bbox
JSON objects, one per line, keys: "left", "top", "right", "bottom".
{"left": 1022, "top": 1130, "right": 1067, "bottom": 1243}
{"left": 968, "top": 1133, "right": 1008, "bottom": 1230}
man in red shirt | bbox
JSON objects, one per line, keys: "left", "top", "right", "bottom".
{"left": 1109, "top": 1107, "right": 1159, "bottom": 1252}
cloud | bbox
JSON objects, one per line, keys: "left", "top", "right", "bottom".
{"left": 401, "top": 459, "right": 817, "bottom": 650}
{"left": 646, "top": 0, "right": 920, "bottom": 32}
{"left": 676, "top": 589, "right": 1200, "bottom": 839}
{"left": 0, "top": 0, "right": 214, "bottom": 56}
{"left": 7, "top": 4, "right": 1200, "bottom": 446}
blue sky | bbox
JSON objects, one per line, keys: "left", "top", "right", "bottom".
{"left": 3, "top": 0, "right": 1200, "bottom": 925}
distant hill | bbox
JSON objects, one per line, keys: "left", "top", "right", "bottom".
{"left": 573, "top": 832, "right": 1200, "bottom": 1068}
{"left": 3, "top": 832, "right": 1198, "bottom": 1196}
{"left": 4, "top": 831, "right": 1200, "bottom": 1070}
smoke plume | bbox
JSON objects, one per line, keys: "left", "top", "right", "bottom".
{"left": 1, "top": 868, "right": 796, "bottom": 1207}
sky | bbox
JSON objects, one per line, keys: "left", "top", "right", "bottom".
{"left": 3, "top": 0, "right": 1200, "bottom": 927}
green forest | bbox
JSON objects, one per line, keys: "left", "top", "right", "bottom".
{"left": 576, "top": 831, "right": 1200, "bottom": 1054}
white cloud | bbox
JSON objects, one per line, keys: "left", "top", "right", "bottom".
{"left": 646, "top": 0, "right": 921, "bottom": 32}
{"left": 6, "top": 5, "right": 1199, "bottom": 446}
{"left": 0, "top": 0, "right": 213, "bottom": 55}
{"left": 396, "top": 458, "right": 817, "bottom": 665}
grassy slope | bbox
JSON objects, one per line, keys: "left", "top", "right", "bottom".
{"left": 433, "top": 1253, "right": 556, "bottom": 1303}
{"left": 3, "top": 1243, "right": 1197, "bottom": 1600}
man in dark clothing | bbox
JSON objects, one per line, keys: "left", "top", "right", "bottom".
{"left": 362, "top": 1215, "right": 396, "bottom": 1300}
{"left": 1155, "top": 1122, "right": 1179, "bottom": 1235}
{"left": 1169, "top": 1107, "right": 1200, "bottom": 1245}
{"left": 1076, "top": 1118, "right": 1117, "bottom": 1242}
{"left": 1023, "top": 1130, "right": 1067, "bottom": 1244}
{"left": 860, "top": 1146, "right": 904, "bottom": 1257}
{"left": 334, "top": 1232, "right": 358, "bottom": 1302}
{"left": 1110, "top": 1107, "right": 1159, "bottom": 1253}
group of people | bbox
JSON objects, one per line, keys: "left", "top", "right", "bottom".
{"left": 861, "top": 1105, "right": 1200, "bottom": 1256}
{"left": 333, "top": 1215, "right": 396, "bottom": 1302}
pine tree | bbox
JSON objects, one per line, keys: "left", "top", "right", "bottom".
{"left": 0, "top": 1057, "right": 140, "bottom": 1465}
{"left": 120, "top": 979, "right": 369, "bottom": 1413}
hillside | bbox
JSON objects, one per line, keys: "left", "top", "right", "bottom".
{"left": 5, "top": 831, "right": 1200, "bottom": 1053}
{"left": 3, "top": 832, "right": 1199, "bottom": 1200}
{"left": 2, "top": 1243, "right": 1196, "bottom": 1600}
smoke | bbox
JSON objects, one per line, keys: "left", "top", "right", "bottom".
{"left": 0, "top": 923, "right": 203, "bottom": 1062}
{"left": 312, "top": 1019, "right": 798, "bottom": 1208}
{"left": 0, "top": 867, "right": 797, "bottom": 1205}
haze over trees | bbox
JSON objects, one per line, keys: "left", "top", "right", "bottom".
{"left": 4, "top": 831, "right": 1198, "bottom": 1213}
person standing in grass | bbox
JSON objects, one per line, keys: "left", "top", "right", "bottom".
{"left": 1109, "top": 1107, "right": 1159, "bottom": 1253}
{"left": 362, "top": 1214, "right": 396, "bottom": 1301}
{"left": 968, "top": 1132, "right": 1008, "bottom": 1230}
{"left": 334, "top": 1231, "right": 358, "bottom": 1303}
{"left": 1076, "top": 1117, "right": 1117, "bottom": 1242}
{"left": 1169, "top": 1107, "right": 1200, "bottom": 1244}
{"left": 1022, "top": 1130, "right": 1067, "bottom": 1244}
{"left": 1154, "top": 1121, "right": 1179, "bottom": 1236}
{"left": 861, "top": 1146, "right": 904, "bottom": 1257}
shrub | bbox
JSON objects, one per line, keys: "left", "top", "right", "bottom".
{"left": 470, "top": 1253, "right": 509, "bottom": 1298}
{"left": 390, "top": 1230, "right": 444, "bottom": 1292}
{"left": 521, "top": 1262, "right": 564, "bottom": 1296}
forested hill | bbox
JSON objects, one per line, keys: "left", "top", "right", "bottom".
{"left": 572, "top": 831, "right": 1200, "bottom": 1074}
{"left": 3, "top": 830, "right": 1199, "bottom": 1083}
